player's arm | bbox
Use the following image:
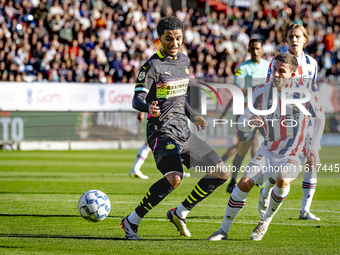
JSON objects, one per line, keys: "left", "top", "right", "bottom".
{"left": 185, "top": 101, "right": 207, "bottom": 132}
{"left": 234, "top": 64, "right": 247, "bottom": 95}
{"left": 307, "top": 94, "right": 326, "bottom": 165}
{"left": 132, "top": 64, "right": 160, "bottom": 117}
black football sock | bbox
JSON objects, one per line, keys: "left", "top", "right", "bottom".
{"left": 221, "top": 151, "right": 229, "bottom": 162}
{"left": 231, "top": 154, "right": 245, "bottom": 181}
{"left": 182, "top": 176, "right": 227, "bottom": 211}
{"left": 135, "top": 177, "right": 175, "bottom": 218}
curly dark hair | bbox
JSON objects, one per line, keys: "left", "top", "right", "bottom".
{"left": 157, "top": 17, "right": 184, "bottom": 36}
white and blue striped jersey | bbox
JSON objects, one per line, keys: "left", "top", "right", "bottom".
{"left": 239, "top": 82, "right": 324, "bottom": 156}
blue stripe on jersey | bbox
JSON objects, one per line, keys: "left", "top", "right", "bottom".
{"left": 278, "top": 118, "right": 300, "bottom": 154}
{"left": 278, "top": 94, "right": 301, "bottom": 154}
{"left": 293, "top": 92, "right": 301, "bottom": 99}
{"left": 278, "top": 135, "right": 296, "bottom": 154}
{"left": 307, "top": 101, "right": 316, "bottom": 117}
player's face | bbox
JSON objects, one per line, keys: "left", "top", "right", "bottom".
{"left": 272, "top": 60, "right": 295, "bottom": 91}
{"left": 287, "top": 29, "right": 307, "bottom": 56}
{"left": 248, "top": 42, "right": 263, "bottom": 63}
{"left": 159, "top": 29, "right": 183, "bottom": 59}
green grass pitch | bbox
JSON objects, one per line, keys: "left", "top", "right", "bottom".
{"left": 0, "top": 147, "right": 339, "bottom": 254}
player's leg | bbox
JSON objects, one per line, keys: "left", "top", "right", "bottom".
{"left": 207, "top": 177, "right": 255, "bottom": 241}
{"left": 251, "top": 133, "right": 259, "bottom": 158}
{"left": 129, "top": 142, "right": 150, "bottom": 179}
{"left": 221, "top": 144, "right": 238, "bottom": 162}
{"left": 252, "top": 158, "right": 301, "bottom": 241}
{"left": 207, "top": 148, "right": 268, "bottom": 241}
{"left": 122, "top": 138, "right": 183, "bottom": 240}
{"left": 258, "top": 177, "right": 276, "bottom": 216}
{"left": 167, "top": 135, "right": 229, "bottom": 237}
{"left": 252, "top": 176, "right": 292, "bottom": 241}
{"left": 300, "top": 161, "right": 319, "bottom": 220}
{"left": 226, "top": 128, "right": 255, "bottom": 193}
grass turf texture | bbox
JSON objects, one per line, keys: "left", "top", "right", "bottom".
{"left": 0, "top": 148, "right": 339, "bottom": 254}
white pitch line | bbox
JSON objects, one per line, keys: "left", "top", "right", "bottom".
{"left": 4, "top": 198, "right": 340, "bottom": 214}
{"left": 106, "top": 201, "right": 340, "bottom": 214}
{"left": 107, "top": 216, "right": 340, "bottom": 227}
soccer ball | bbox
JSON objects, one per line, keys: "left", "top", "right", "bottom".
{"left": 78, "top": 190, "right": 111, "bottom": 222}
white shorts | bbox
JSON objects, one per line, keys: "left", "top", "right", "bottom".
{"left": 242, "top": 147, "right": 305, "bottom": 186}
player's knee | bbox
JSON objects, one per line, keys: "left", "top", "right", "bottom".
{"left": 208, "top": 162, "right": 230, "bottom": 179}
{"left": 276, "top": 178, "right": 290, "bottom": 188}
{"left": 166, "top": 172, "right": 182, "bottom": 188}
{"left": 238, "top": 141, "right": 252, "bottom": 156}
{"left": 237, "top": 178, "right": 254, "bottom": 192}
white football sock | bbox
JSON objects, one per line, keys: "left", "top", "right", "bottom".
{"left": 128, "top": 210, "right": 142, "bottom": 225}
{"left": 132, "top": 144, "right": 151, "bottom": 172}
{"left": 220, "top": 186, "right": 248, "bottom": 234}
{"left": 262, "top": 185, "right": 290, "bottom": 223}
{"left": 262, "top": 178, "right": 275, "bottom": 198}
{"left": 301, "top": 175, "right": 317, "bottom": 213}
{"left": 176, "top": 203, "right": 190, "bottom": 219}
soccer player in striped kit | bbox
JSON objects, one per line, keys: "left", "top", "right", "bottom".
{"left": 207, "top": 53, "right": 325, "bottom": 241}
{"left": 259, "top": 24, "right": 321, "bottom": 221}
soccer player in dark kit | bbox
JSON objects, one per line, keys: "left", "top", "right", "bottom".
{"left": 121, "top": 16, "right": 230, "bottom": 240}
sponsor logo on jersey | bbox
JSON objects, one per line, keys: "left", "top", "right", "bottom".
{"left": 138, "top": 71, "right": 145, "bottom": 81}
{"left": 166, "top": 142, "right": 175, "bottom": 150}
{"left": 156, "top": 78, "right": 189, "bottom": 98}
{"left": 235, "top": 69, "right": 241, "bottom": 76}
{"left": 256, "top": 155, "right": 263, "bottom": 160}
{"left": 185, "top": 67, "right": 189, "bottom": 74}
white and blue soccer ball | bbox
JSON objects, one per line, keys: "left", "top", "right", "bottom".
{"left": 78, "top": 190, "right": 111, "bottom": 222}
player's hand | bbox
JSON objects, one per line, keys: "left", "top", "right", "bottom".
{"left": 249, "top": 115, "right": 262, "bottom": 127}
{"left": 149, "top": 101, "right": 160, "bottom": 117}
{"left": 306, "top": 149, "right": 320, "bottom": 169}
{"left": 137, "top": 112, "right": 145, "bottom": 122}
{"left": 193, "top": 116, "right": 208, "bottom": 132}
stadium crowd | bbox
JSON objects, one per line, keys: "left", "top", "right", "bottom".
{"left": 0, "top": 0, "right": 340, "bottom": 84}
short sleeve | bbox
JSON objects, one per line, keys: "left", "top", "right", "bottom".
{"left": 234, "top": 64, "right": 246, "bottom": 88}
{"left": 134, "top": 62, "right": 156, "bottom": 94}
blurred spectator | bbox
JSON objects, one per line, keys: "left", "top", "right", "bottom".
{"left": 34, "top": 72, "right": 47, "bottom": 82}
{"left": 0, "top": 0, "right": 338, "bottom": 89}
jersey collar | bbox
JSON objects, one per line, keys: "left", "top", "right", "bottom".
{"left": 284, "top": 49, "right": 305, "bottom": 64}
{"left": 157, "top": 50, "right": 165, "bottom": 59}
